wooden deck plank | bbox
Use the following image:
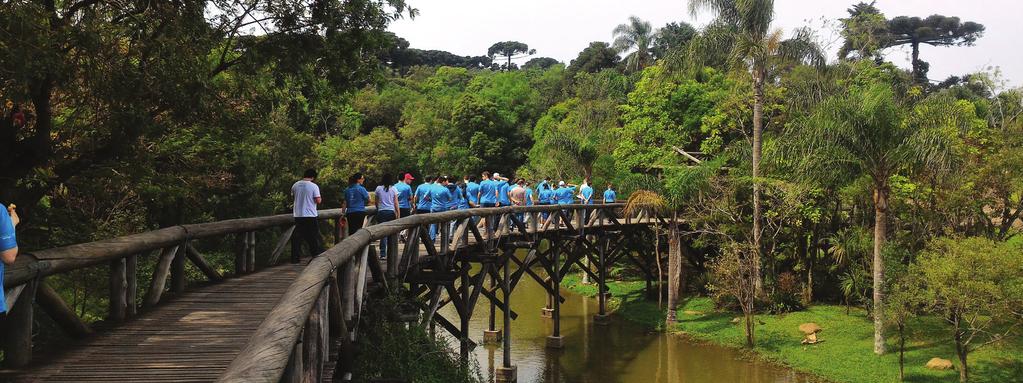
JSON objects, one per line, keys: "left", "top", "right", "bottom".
{"left": 0, "top": 264, "right": 306, "bottom": 383}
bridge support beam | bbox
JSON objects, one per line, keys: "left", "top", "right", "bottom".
{"left": 1, "top": 279, "right": 37, "bottom": 367}
{"left": 595, "top": 236, "right": 611, "bottom": 325}
{"left": 171, "top": 241, "right": 187, "bottom": 293}
{"left": 547, "top": 216, "right": 564, "bottom": 349}
{"left": 497, "top": 243, "right": 517, "bottom": 382}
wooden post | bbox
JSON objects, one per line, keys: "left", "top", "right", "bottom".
{"left": 37, "top": 282, "right": 93, "bottom": 337}
{"left": 145, "top": 245, "right": 180, "bottom": 307}
{"left": 1, "top": 278, "right": 38, "bottom": 367}
{"left": 268, "top": 225, "right": 296, "bottom": 266}
{"left": 281, "top": 335, "right": 303, "bottom": 383}
{"left": 235, "top": 233, "right": 247, "bottom": 276}
{"left": 109, "top": 257, "right": 128, "bottom": 322}
{"left": 595, "top": 237, "right": 611, "bottom": 325}
{"left": 126, "top": 253, "right": 138, "bottom": 317}
{"left": 302, "top": 287, "right": 327, "bottom": 382}
{"left": 327, "top": 276, "right": 343, "bottom": 337}
{"left": 386, "top": 233, "right": 399, "bottom": 279}
{"left": 547, "top": 229, "right": 564, "bottom": 349}
{"left": 341, "top": 256, "right": 356, "bottom": 322}
{"left": 170, "top": 242, "right": 187, "bottom": 294}
{"left": 495, "top": 247, "right": 517, "bottom": 382}
{"left": 246, "top": 231, "right": 256, "bottom": 272}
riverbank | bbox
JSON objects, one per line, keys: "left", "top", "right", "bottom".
{"left": 562, "top": 275, "right": 1023, "bottom": 383}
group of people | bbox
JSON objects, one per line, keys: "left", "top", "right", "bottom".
{"left": 289, "top": 169, "right": 618, "bottom": 263}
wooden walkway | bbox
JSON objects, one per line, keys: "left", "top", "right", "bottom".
{"left": 0, "top": 264, "right": 305, "bottom": 383}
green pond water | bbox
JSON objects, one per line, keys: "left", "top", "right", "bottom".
{"left": 439, "top": 265, "right": 812, "bottom": 383}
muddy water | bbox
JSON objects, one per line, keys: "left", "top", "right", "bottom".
{"left": 438, "top": 265, "right": 811, "bottom": 383}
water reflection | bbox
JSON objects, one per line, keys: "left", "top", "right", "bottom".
{"left": 438, "top": 264, "right": 809, "bottom": 383}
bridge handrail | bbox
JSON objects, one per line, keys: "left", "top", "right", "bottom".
{"left": 218, "top": 203, "right": 627, "bottom": 382}
{"left": 4, "top": 208, "right": 365, "bottom": 287}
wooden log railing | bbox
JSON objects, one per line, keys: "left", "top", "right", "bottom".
{"left": 1, "top": 208, "right": 363, "bottom": 367}
{"left": 218, "top": 203, "right": 635, "bottom": 383}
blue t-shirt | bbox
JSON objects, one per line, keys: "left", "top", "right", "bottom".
{"left": 415, "top": 183, "right": 433, "bottom": 210}
{"left": 344, "top": 184, "right": 370, "bottom": 213}
{"left": 466, "top": 182, "right": 480, "bottom": 206}
{"left": 580, "top": 185, "right": 594, "bottom": 204}
{"left": 478, "top": 180, "right": 497, "bottom": 205}
{"left": 604, "top": 188, "right": 617, "bottom": 203}
{"left": 498, "top": 181, "right": 511, "bottom": 205}
{"left": 457, "top": 186, "right": 470, "bottom": 210}
{"left": 0, "top": 207, "right": 15, "bottom": 314}
{"left": 556, "top": 186, "right": 576, "bottom": 205}
{"left": 525, "top": 187, "right": 534, "bottom": 206}
{"left": 447, "top": 185, "right": 459, "bottom": 210}
{"left": 539, "top": 186, "right": 554, "bottom": 204}
{"left": 394, "top": 182, "right": 413, "bottom": 209}
{"left": 291, "top": 180, "right": 321, "bottom": 217}
{"left": 430, "top": 183, "right": 452, "bottom": 212}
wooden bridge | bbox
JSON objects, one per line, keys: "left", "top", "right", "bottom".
{"left": 1, "top": 203, "right": 661, "bottom": 382}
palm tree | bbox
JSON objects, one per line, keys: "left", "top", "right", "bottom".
{"left": 796, "top": 81, "right": 970, "bottom": 354}
{"left": 686, "top": 0, "right": 824, "bottom": 292}
{"left": 612, "top": 16, "right": 655, "bottom": 72}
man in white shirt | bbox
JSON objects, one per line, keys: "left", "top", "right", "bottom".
{"left": 291, "top": 169, "right": 322, "bottom": 264}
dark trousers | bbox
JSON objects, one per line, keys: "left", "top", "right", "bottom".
{"left": 346, "top": 211, "right": 367, "bottom": 236}
{"left": 399, "top": 208, "right": 411, "bottom": 219}
{"left": 376, "top": 210, "right": 396, "bottom": 258}
{"left": 292, "top": 217, "right": 323, "bottom": 264}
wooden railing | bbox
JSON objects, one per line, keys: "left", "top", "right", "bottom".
{"left": 217, "top": 203, "right": 643, "bottom": 383}
{"left": 1, "top": 208, "right": 368, "bottom": 367}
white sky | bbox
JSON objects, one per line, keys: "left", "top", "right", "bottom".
{"left": 389, "top": 0, "right": 1023, "bottom": 87}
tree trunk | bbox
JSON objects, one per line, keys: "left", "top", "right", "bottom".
{"left": 872, "top": 185, "right": 888, "bottom": 355}
{"left": 666, "top": 226, "right": 682, "bottom": 324}
{"left": 954, "top": 328, "right": 969, "bottom": 383}
{"left": 751, "top": 67, "right": 765, "bottom": 294}
{"left": 898, "top": 322, "right": 906, "bottom": 381}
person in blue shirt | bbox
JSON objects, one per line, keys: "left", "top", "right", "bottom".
{"left": 495, "top": 173, "right": 511, "bottom": 207}
{"left": 447, "top": 181, "right": 460, "bottom": 212}
{"left": 478, "top": 171, "right": 497, "bottom": 208}
{"left": 578, "top": 179, "right": 595, "bottom": 223}
{"left": 537, "top": 177, "right": 555, "bottom": 220}
{"left": 603, "top": 183, "right": 617, "bottom": 203}
{"left": 555, "top": 181, "right": 577, "bottom": 205}
{"left": 1, "top": 204, "right": 19, "bottom": 315}
{"left": 429, "top": 176, "right": 452, "bottom": 241}
{"left": 394, "top": 173, "right": 415, "bottom": 218}
{"left": 342, "top": 173, "right": 370, "bottom": 236}
{"left": 413, "top": 175, "right": 434, "bottom": 214}
{"left": 524, "top": 181, "right": 534, "bottom": 206}
{"left": 579, "top": 179, "right": 594, "bottom": 204}
{"left": 465, "top": 175, "right": 480, "bottom": 208}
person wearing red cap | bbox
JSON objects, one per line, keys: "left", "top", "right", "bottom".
{"left": 394, "top": 172, "right": 414, "bottom": 219}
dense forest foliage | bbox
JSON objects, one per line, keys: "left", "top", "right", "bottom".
{"left": 2, "top": 1, "right": 1022, "bottom": 381}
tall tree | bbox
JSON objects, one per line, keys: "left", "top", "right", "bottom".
{"left": 652, "top": 22, "right": 698, "bottom": 60}
{"left": 487, "top": 41, "right": 535, "bottom": 71}
{"left": 838, "top": 2, "right": 891, "bottom": 61}
{"left": 566, "top": 42, "right": 621, "bottom": 78}
{"left": 612, "top": 16, "right": 655, "bottom": 72}
{"left": 885, "top": 15, "right": 984, "bottom": 84}
{"left": 522, "top": 57, "right": 561, "bottom": 70}
{"left": 795, "top": 79, "right": 973, "bottom": 355}
{"left": 687, "top": 0, "right": 824, "bottom": 293}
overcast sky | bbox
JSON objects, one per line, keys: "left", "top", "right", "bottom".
{"left": 389, "top": 0, "right": 1023, "bottom": 87}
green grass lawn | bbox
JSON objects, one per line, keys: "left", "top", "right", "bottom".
{"left": 562, "top": 275, "right": 1023, "bottom": 383}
